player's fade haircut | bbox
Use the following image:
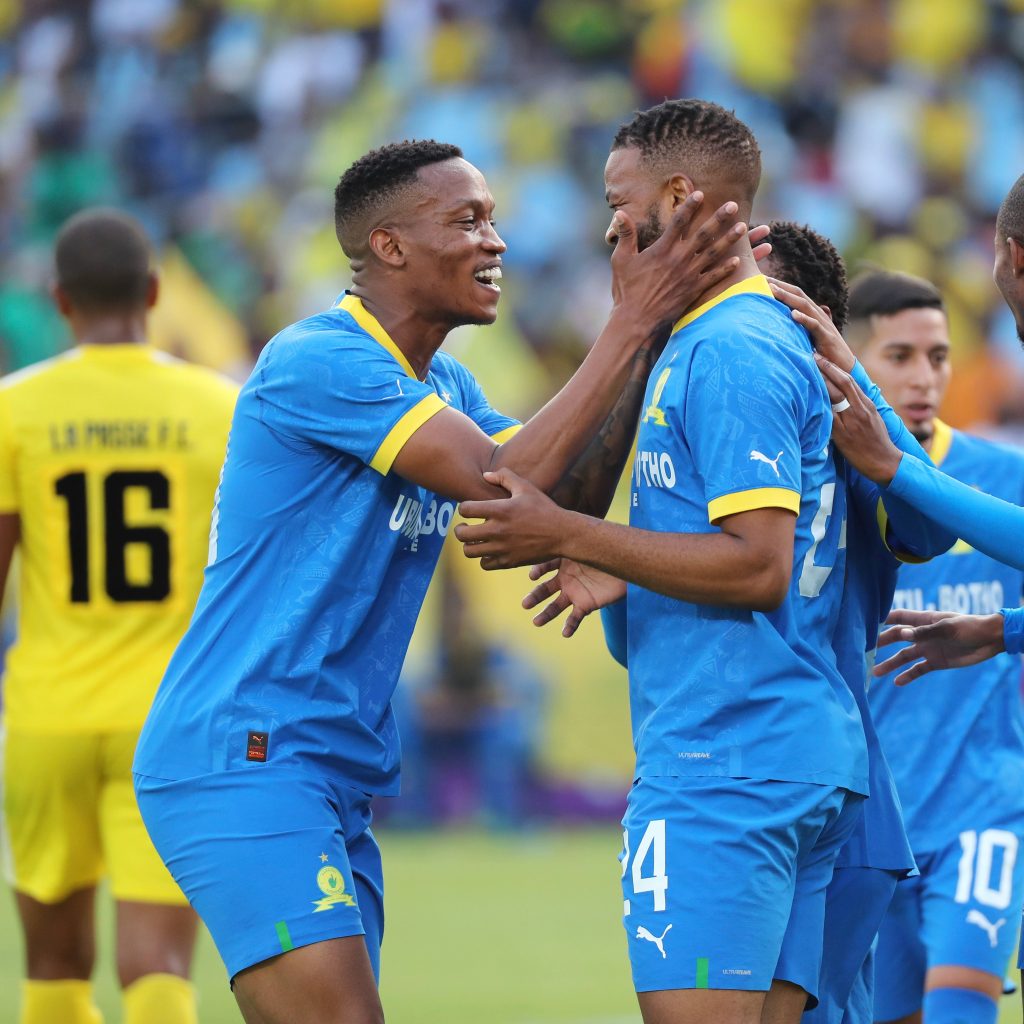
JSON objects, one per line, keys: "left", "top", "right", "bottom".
{"left": 55, "top": 208, "right": 153, "bottom": 313}
{"left": 764, "top": 221, "right": 849, "bottom": 333}
{"left": 996, "top": 172, "right": 1024, "bottom": 244}
{"left": 334, "top": 139, "right": 464, "bottom": 257}
{"left": 611, "top": 99, "right": 761, "bottom": 201}
{"left": 848, "top": 271, "right": 945, "bottom": 329}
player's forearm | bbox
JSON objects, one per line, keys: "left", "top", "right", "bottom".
{"left": 491, "top": 308, "right": 661, "bottom": 495}
{"left": 886, "top": 455, "right": 1024, "bottom": 570}
{"left": 558, "top": 515, "right": 788, "bottom": 610}
{"left": 548, "top": 344, "right": 655, "bottom": 516}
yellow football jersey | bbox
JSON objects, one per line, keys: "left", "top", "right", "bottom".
{"left": 0, "top": 344, "right": 237, "bottom": 732}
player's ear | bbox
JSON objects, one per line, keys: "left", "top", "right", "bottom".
{"left": 820, "top": 303, "right": 834, "bottom": 323}
{"left": 368, "top": 227, "right": 406, "bottom": 268}
{"left": 51, "top": 282, "right": 73, "bottom": 318}
{"left": 1009, "top": 236, "right": 1024, "bottom": 276}
{"left": 667, "top": 173, "right": 696, "bottom": 210}
{"left": 145, "top": 271, "right": 159, "bottom": 310}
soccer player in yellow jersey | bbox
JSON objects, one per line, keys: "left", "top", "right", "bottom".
{"left": 0, "top": 209, "right": 237, "bottom": 1024}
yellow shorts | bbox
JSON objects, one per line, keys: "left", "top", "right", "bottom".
{"left": 2, "top": 728, "right": 187, "bottom": 905}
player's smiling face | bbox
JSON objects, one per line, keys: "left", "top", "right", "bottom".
{"left": 399, "top": 158, "right": 506, "bottom": 327}
{"left": 858, "top": 307, "right": 952, "bottom": 446}
{"left": 604, "top": 146, "right": 675, "bottom": 252}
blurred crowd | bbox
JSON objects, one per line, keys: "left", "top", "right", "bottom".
{"left": 2, "top": 0, "right": 1024, "bottom": 425}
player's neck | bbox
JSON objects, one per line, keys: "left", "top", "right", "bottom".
{"left": 70, "top": 311, "right": 148, "bottom": 347}
{"left": 353, "top": 290, "right": 450, "bottom": 380}
{"left": 683, "top": 247, "right": 761, "bottom": 315}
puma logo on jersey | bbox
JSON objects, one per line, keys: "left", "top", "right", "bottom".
{"left": 966, "top": 909, "right": 1006, "bottom": 948}
{"left": 636, "top": 924, "right": 672, "bottom": 958}
{"left": 749, "top": 450, "right": 783, "bottom": 477}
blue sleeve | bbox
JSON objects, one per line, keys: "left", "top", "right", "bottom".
{"left": 885, "top": 454, "right": 1024, "bottom": 570}
{"left": 600, "top": 599, "right": 628, "bottom": 668}
{"left": 850, "top": 362, "right": 955, "bottom": 560}
{"left": 1002, "top": 607, "right": 1024, "bottom": 655}
{"left": 448, "top": 360, "right": 520, "bottom": 440}
{"left": 684, "top": 334, "right": 805, "bottom": 524}
{"left": 257, "top": 329, "right": 447, "bottom": 475}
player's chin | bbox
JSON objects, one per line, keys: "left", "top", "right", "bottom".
{"left": 454, "top": 300, "right": 500, "bottom": 327}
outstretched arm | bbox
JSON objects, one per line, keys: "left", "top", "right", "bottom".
{"left": 458, "top": 468, "right": 793, "bottom": 611}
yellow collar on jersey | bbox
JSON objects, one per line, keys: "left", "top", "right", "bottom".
{"left": 928, "top": 418, "right": 953, "bottom": 467}
{"left": 76, "top": 343, "right": 155, "bottom": 358}
{"left": 673, "top": 273, "right": 773, "bottom": 333}
{"left": 337, "top": 293, "right": 417, "bottom": 379}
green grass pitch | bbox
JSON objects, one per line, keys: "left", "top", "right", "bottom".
{"left": 1, "top": 827, "right": 1021, "bottom": 1023}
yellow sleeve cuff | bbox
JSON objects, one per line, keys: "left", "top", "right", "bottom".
{"left": 708, "top": 486, "right": 800, "bottom": 524}
{"left": 875, "top": 497, "right": 930, "bottom": 564}
{"left": 490, "top": 424, "right": 522, "bottom": 443}
{"left": 369, "top": 394, "right": 448, "bottom": 475}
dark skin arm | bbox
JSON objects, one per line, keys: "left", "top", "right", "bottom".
{"left": 391, "top": 195, "right": 747, "bottom": 503}
{"left": 456, "top": 468, "right": 794, "bottom": 612}
{"left": 0, "top": 513, "right": 19, "bottom": 602}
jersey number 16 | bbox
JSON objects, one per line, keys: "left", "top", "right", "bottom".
{"left": 54, "top": 470, "right": 171, "bottom": 603}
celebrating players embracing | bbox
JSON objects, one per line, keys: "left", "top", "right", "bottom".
{"left": 131, "top": 139, "right": 748, "bottom": 1024}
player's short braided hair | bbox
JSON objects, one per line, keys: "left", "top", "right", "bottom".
{"left": 611, "top": 99, "right": 761, "bottom": 199}
{"left": 997, "top": 172, "right": 1024, "bottom": 244}
{"left": 764, "top": 221, "right": 849, "bottom": 333}
{"left": 55, "top": 207, "right": 153, "bottom": 313}
{"left": 334, "top": 139, "right": 463, "bottom": 257}
{"left": 848, "top": 270, "right": 944, "bottom": 324}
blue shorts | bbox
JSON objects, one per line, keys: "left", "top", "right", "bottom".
{"left": 134, "top": 767, "right": 384, "bottom": 982}
{"left": 875, "top": 826, "right": 1024, "bottom": 1020}
{"left": 621, "top": 776, "right": 862, "bottom": 998}
{"left": 801, "top": 866, "right": 899, "bottom": 1024}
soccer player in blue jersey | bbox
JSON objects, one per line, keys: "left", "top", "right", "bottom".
{"left": 832, "top": 271, "right": 1024, "bottom": 1024}
{"left": 598, "top": 224, "right": 952, "bottom": 1024}
{"left": 131, "top": 139, "right": 748, "bottom": 1023}
{"left": 456, "top": 101, "right": 868, "bottom": 1024}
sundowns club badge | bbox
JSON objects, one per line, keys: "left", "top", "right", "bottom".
{"left": 312, "top": 857, "right": 356, "bottom": 912}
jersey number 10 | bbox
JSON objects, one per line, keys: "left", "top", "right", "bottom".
{"left": 54, "top": 470, "right": 171, "bottom": 603}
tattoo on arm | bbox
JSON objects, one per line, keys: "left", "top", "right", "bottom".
{"left": 550, "top": 347, "right": 655, "bottom": 517}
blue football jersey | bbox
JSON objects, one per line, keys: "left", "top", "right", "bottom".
{"left": 626, "top": 275, "right": 867, "bottom": 793}
{"left": 871, "top": 422, "right": 1024, "bottom": 851}
{"left": 832, "top": 467, "right": 916, "bottom": 873}
{"left": 134, "top": 294, "right": 518, "bottom": 794}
